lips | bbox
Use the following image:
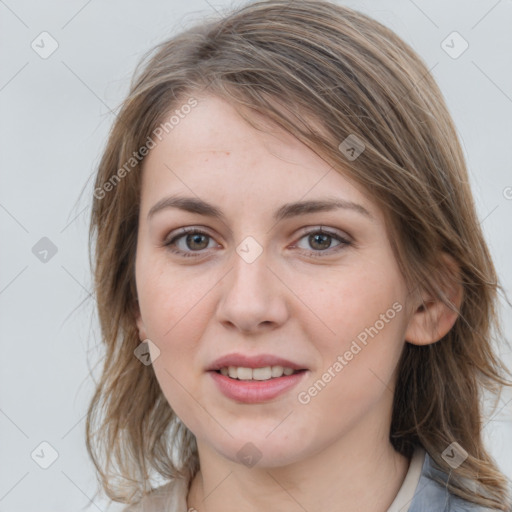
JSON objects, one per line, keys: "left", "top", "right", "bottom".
{"left": 210, "top": 369, "right": 307, "bottom": 403}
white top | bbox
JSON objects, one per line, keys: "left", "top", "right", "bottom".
{"left": 123, "top": 446, "right": 426, "bottom": 512}
{"left": 386, "top": 446, "right": 425, "bottom": 512}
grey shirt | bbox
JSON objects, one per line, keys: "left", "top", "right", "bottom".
{"left": 408, "top": 448, "right": 498, "bottom": 511}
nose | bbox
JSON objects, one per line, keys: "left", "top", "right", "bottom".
{"left": 215, "top": 247, "right": 290, "bottom": 334}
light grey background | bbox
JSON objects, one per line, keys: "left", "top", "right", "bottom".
{"left": 1, "top": 0, "right": 511, "bottom": 510}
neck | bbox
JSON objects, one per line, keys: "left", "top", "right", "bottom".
{"left": 187, "top": 426, "right": 409, "bottom": 512}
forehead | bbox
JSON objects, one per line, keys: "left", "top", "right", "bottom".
{"left": 150, "top": 95, "right": 320, "bottom": 167}
{"left": 140, "top": 94, "right": 381, "bottom": 222}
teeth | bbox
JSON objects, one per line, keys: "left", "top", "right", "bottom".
{"left": 252, "top": 367, "right": 271, "bottom": 380}
{"left": 218, "top": 365, "right": 298, "bottom": 380}
{"left": 237, "top": 367, "right": 253, "bottom": 380}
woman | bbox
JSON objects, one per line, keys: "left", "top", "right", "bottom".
{"left": 86, "top": 1, "right": 512, "bottom": 510}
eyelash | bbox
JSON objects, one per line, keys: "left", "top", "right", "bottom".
{"left": 163, "top": 226, "right": 352, "bottom": 259}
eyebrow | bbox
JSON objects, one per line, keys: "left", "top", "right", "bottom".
{"left": 147, "top": 195, "right": 374, "bottom": 223}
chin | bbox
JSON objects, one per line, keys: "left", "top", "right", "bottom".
{"left": 206, "top": 429, "right": 313, "bottom": 469}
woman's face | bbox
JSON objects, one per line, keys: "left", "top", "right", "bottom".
{"left": 135, "top": 94, "right": 414, "bottom": 467}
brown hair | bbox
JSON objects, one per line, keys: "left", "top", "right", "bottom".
{"left": 86, "top": 0, "right": 512, "bottom": 508}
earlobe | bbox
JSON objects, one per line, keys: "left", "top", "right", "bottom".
{"left": 405, "top": 254, "right": 464, "bottom": 346}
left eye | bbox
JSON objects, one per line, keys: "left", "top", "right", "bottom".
{"left": 294, "top": 229, "right": 350, "bottom": 255}
{"left": 164, "top": 227, "right": 351, "bottom": 258}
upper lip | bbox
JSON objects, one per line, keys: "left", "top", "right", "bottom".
{"left": 207, "top": 353, "right": 307, "bottom": 371}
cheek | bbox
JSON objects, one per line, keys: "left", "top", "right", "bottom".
{"left": 135, "top": 255, "right": 221, "bottom": 365}
{"left": 292, "top": 262, "right": 404, "bottom": 347}
{"left": 136, "top": 257, "right": 212, "bottom": 340}
{"left": 137, "top": 265, "right": 212, "bottom": 427}
{"left": 310, "top": 316, "right": 405, "bottom": 415}
{"left": 293, "top": 262, "right": 406, "bottom": 401}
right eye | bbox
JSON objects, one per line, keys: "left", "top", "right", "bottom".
{"left": 164, "top": 227, "right": 218, "bottom": 257}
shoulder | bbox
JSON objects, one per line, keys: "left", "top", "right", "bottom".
{"left": 120, "top": 477, "right": 189, "bottom": 512}
{"left": 410, "top": 449, "right": 501, "bottom": 512}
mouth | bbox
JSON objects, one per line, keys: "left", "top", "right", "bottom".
{"left": 207, "top": 353, "right": 309, "bottom": 402}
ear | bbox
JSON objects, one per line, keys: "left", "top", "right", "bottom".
{"left": 133, "top": 300, "right": 147, "bottom": 341}
{"left": 405, "top": 253, "right": 464, "bottom": 346}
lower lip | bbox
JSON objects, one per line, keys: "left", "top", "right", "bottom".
{"left": 209, "top": 370, "right": 308, "bottom": 403}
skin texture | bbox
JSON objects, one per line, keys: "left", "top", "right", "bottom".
{"left": 135, "top": 94, "right": 461, "bottom": 512}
